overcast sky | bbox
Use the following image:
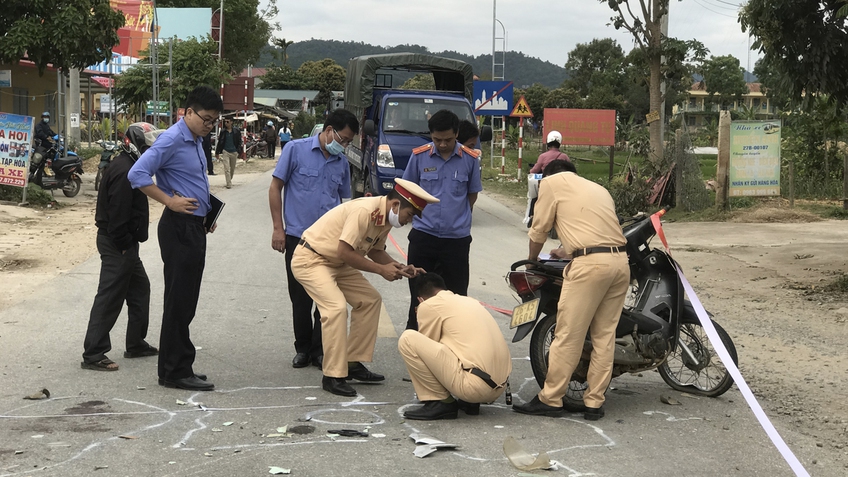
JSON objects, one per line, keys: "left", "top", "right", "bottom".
{"left": 271, "top": 0, "right": 760, "bottom": 72}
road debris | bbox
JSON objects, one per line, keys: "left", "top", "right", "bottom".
{"left": 661, "top": 396, "right": 681, "bottom": 405}
{"left": 23, "top": 388, "right": 50, "bottom": 400}
{"left": 409, "top": 432, "right": 458, "bottom": 458}
{"left": 268, "top": 467, "right": 291, "bottom": 475}
{"left": 328, "top": 429, "right": 368, "bottom": 437}
{"left": 503, "top": 436, "right": 557, "bottom": 471}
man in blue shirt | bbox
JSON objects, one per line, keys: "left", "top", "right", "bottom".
{"left": 269, "top": 109, "right": 358, "bottom": 370}
{"left": 128, "top": 86, "right": 223, "bottom": 391}
{"left": 402, "top": 110, "right": 483, "bottom": 330}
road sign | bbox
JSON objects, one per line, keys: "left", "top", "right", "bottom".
{"left": 510, "top": 95, "right": 533, "bottom": 118}
{"left": 472, "top": 80, "right": 513, "bottom": 116}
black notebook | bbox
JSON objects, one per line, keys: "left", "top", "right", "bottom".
{"left": 204, "top": 193, "right": 225, "bottom": 231}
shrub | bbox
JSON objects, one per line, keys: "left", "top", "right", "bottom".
{"left": 597, "top": 176, "right": 652, "bottom": 217}
{"left": 0, "top": 184, "right": 58, "bottom": 206}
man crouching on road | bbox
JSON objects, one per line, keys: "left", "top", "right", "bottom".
{"left": 292, "top": 178, "right": 439, "bottom": 397}
{"left": 399, "top": 273, "right": 512, "bottom": 420}
{"left": 512, "top": 159, "right": 628, "bottom": 421}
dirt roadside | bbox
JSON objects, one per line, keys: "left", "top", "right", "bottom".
{"left": 2, "top": 177, "right": 847, "bottom": 472}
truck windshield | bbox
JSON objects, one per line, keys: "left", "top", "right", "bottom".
{"left": 383, "top": 98, "right": 474, "bottom": 134}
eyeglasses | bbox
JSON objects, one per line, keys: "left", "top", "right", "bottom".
{"left": 190, "top": 108, "right": 219, "bottom": 127}
{"left": 332, "top": 128, "right": 353, "bottom": 147}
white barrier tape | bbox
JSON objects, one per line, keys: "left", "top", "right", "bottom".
{"left": 677, "top": 269, "right": 810, "bottom": 477}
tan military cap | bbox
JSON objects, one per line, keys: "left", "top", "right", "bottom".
{"left": 394, "top": 178, "right": 439, "bottom": 212}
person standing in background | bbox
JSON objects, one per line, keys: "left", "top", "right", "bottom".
{"left": 265, "top": 120, "right": 277, "bottom": 160}
{"left": 278, "top": 121, "right": 292, "bottom": 155}
{"left": 215, "top": 118, "right": 241, "bottom": 189}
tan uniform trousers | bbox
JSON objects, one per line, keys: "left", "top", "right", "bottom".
{"left": 218, "top": 150, "right": 238, "bottom": 187}
{"left": 291, "top": 246, "right": 382, "bottom": 378}
{"left": 398, "top": 331, "right": 504, "bottom": 403}
{"left": 538, "top": 252, "right": 630, "bottom": 409}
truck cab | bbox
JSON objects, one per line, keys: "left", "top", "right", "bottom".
{"left": 343, "top": 53, "right": 489, "bottom": 197}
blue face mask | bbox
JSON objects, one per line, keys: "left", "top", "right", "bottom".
{"left": 43, "top": 118, "right": 49, "bottom": 124}
{"left": 325, "top": 129, "right": 346, "bottom": 156}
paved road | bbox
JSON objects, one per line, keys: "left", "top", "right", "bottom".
{"left": 0, "top": 170, "right": 809, "bottom": 476}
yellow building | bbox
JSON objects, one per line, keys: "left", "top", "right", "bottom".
{"left": 673, "top": 82, "right": 779, "bottom": 128}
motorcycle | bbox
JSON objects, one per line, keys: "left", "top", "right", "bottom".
{"left": 29, "top": 135, "right": 84, "bottom": 197}
{"left": 94, "top": 140, "right": 119, "bottom": 191}
{"left": 505, "top": 208, "right": 738, "bottom": 404}
{"left": 243, "top": 133, "right": 260, "bottom": 158}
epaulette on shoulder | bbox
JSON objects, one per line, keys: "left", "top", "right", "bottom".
{"left": 412, "top": 143, "right": 433, "bottom": 155}
{"left": 460, "top": 144, "right": 481, "bottom": 159}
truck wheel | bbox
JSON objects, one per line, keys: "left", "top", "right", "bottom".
{"left": 351, "top": 165, "right": 364, "bottom": 198}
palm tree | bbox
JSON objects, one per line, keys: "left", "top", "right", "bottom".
{"left": 272, "top": 38, "right": 295, "bottom": 65}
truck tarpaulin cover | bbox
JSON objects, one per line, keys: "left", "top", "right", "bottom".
{"left": 344, "top": 53, "right": 474, "bottom": 113}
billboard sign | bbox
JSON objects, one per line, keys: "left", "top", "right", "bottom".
{"left": 473, "top": 81, "right": 513, "bottom": 116}
{"left": 543, "top": 109, "right": 616, "bottom": 146}
{"left": 0, "top": 112, "right": 35, "bottom": 188}
{"left": 729, "top": 120, "right": 781, "bottom": 197}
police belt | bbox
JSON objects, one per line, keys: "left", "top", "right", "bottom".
{"left": 298, "top": 239, "right": 318, "bottom": 254}
{"left": 464, "top": 367, "right": 503, "bottom": 389}
{"left": 571, "top": 246, "right": 625, "bottom": 258}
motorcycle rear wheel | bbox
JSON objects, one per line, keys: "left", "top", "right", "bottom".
{"left": 529, "top": 313, "right": 588, "bottom": 407}
{"left": 658, "top": 315, "right": 737, "bottom": 397}
{"left": 63, "top": 176, "right": 82, "bottom": 198}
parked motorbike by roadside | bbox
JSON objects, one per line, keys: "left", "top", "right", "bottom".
{"left": 243, "top": 133, "right": 261, "bottom": 158}
{"left": 505, "top": 208, "right": 737, "bottom": 404}
{"left": 29, "top": 135, "right": 84, "bottom": 197}
{"left": 94, "top": 140, "right": 119, "bottom": 191}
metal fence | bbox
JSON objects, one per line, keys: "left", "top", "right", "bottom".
{"left": 671, "top": 127, "right": 712, "bottom": 212}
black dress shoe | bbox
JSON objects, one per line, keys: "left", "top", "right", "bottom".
{"left": 512, "top": 396, "right": 564, "bottom": 417}
{"left": 158, "top": 376, "right": 215, "bottom": 391}
{"left": 195, "top": 373, "right": 207, "bottom": 381}
{"left": 562, "top": 399, "right": 587, "bottom": 413}
{"left": 292, "top": 352, "right": 310, "bottom": 368}
{"left": 584, "top": 406, "right": 605, "bottom": 421}
{"left": 311, "top": 355, "right": 323, "bottom": 370}
{"left": 457, "top": 399, "right": 480, "bottom": 416}
{"left": 322, "top": 376, "right": 357, "bottom": 397}
{"left": 404, "top": 401, "right": 459, "bottom": 420}
{"left": 123, "top": 344, "right": 158, "bottom": 358}
{"left": 346, "top": 362, "right": 384, "bottom": 382}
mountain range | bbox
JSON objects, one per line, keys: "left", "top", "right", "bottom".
{"left": 256, "top": 39, "right": 569, "bottom": 89}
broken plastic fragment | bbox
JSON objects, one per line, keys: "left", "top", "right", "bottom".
{"left": 136, "top": 386, "right": 146, "bottom": 390}
{"left": 94, "top": 465, "right": 108, "bottom": 470}
{"left": 176, "top": 399, "right": 186, "bottom": 405}
{"left": 304, "top": 396, "right": 317, "bottom": 400}
{"left": 276, "top": 426, "right": 287, "bottom": 433}
{"left": 211, "top": 428, "right": 222, "bottom": 432}
{"left": 14, "top": 450, "right": 23, "bottom": 455}
{"left": 661, "top": 395, "right": 681, "bottom": 405}
{"left": 410, "top": 432, "right": 459, "bottom": 458}
{"left": 204, "top": 452, "right": 213, "bottom": 457}
{"left": 118, "top": 435, "right": 138, "bottom": 440}
{"left": 503, "top": 436, "right": 551, "bottom": 471}
{"left": 372, "top": 433, "right": 386, "bottom": 438}
{"left": 328, "top": 429, "right": 368, "bottom": 437}
{"left": 268, "top": 467, "right": 291, "bottom": 475}
{"left": 223, "top": 422, "right": 234, "bottom": 426}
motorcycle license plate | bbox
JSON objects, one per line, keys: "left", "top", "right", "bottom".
{"left": 510, "top": 298, "right": 540, "bottom": 329}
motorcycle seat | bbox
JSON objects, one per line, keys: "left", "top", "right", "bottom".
{"left": 53, "top": 157, "right": 81, "bottom": 169}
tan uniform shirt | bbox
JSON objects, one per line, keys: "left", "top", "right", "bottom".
{"left": 529, "top": 172, "right": 625, "bottom": 254}
{"left": 300, "top": 196, "right": 392, "bottom": 265}
{"left": 417, "top": 290, "right": 512, "bottom": 385}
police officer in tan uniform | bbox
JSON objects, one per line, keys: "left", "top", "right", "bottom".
{"left": 399, "top": 273, "right": 512, "bottom": 420}
{"left": 292, "top": 178, "right": 439, "bottom": 397}
{"left": 513, "top": 160, "right": 628, "bottom": 421}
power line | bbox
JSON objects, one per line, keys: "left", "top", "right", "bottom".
{"left": 702, "top": 0, "right": 741, "bottom": 11}
{"left": 692, "top": 0, "right": 739, "bottom": 18}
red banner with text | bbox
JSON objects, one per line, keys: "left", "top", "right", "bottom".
{"left": 543, "top": 108, "right": 616, "bottom": 147}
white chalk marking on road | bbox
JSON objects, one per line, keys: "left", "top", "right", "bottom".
{"left": 173, "top": 411, "right": 213, "bottom": 448}
{"left": 304, "top": 408, "right": 385, "bottom": 426}
{"left": 643, "top": 411, "right": 703, "bottom": 422}
{"left": 377, "top": 302, "right": 397, "bottom": 338}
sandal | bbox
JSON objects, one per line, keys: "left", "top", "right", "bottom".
{"left": 124, "top": 345, "right": 158, "bottom": 359}
{"left": 81, "top": 358, "right": 119, "bottom": 371}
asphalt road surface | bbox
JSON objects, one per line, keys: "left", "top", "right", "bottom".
{"left": 0, "top": 170, "right": 809, "bottom": 476}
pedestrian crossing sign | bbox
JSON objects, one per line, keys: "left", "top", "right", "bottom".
{"left": 510, "top": 95, "right": 533, "bottom": 118}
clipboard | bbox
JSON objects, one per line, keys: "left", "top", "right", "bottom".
{"left": 204, "top": 193, "right": 225, "bottom": 231}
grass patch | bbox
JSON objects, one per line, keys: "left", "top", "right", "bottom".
{"left": 76, "top": 147, "right": 102, "bottom": 161}
{"left": 825, "top": 274, "right": 848, "bottom": 293}
{"left": 0, "top": 184, "right": 60, "bottom": 207}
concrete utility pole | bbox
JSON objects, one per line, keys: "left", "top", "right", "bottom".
{"left": 716, "top": 110, "right": 731, "bottom": 211}
{"left": 69, "top": 69, "right": 81, "bottom": 145}
{"left": 659, "top": 5, "right": 669, "bottom": 146}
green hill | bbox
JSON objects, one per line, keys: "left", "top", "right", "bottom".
{"left": 257, "top": 39, "right": 567, "bottom": 89}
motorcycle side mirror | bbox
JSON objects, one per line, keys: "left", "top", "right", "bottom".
{"left": 363, "top": 119, "right": 376, "bottom": 136}
{"left": 480, "top": 126, "right": 493, "bottom": 142}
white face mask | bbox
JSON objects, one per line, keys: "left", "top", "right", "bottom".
{"left": 388, "top": 206, "right": 403, "bottom": 228}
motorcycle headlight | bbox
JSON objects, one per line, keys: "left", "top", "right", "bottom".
{"left": 376, "top": 144, "right": 394, "bottom": 168}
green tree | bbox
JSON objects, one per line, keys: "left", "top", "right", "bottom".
{"left": 260, "top": 65, "right": 309, "bottom": 90}
{"left": 400, "top": 74, "right": 436, "bottom": 90}
{"left": 115, "top": 38, "right": 231, "bottom": 120}
{"left": 271, "top": 37, "right": 295, "bottom": 65}
{"left": 564, "top": 38, "right": 627, "bottom": 97}
{"left": 296, "top": 58, "right": 346, "bottom": 106}
{"left": 700, "top": 55, "right": 747, "bottom": 110}
{"left": 543, "top": 88, "right": 583, "bottom": 109}
{"left": 0, "top": 0, "right": 125, "bottom": 74}
{"left": 602, "top": 0, "right": 708, "bottom": 163}
{"left": 157, "top": 0, "right": 276, "bottom": 73}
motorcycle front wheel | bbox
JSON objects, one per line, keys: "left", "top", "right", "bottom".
{"left": 529, "top": 313, "right": 588, "bottom": 407}
{"left": 658, "top": 315, "right": 737, "bottom": 397}
{"left": 63, "top": 176, "right": 82, "bottom": 197}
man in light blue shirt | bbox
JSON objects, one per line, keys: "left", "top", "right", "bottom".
{"left": 402, "top": 110, "right": 483, "bottom": 330}
{"left": 269, "top": 109, "right": 358, "bottom": 370}
{"left": 128, "top": 85, "right": 223, "bottom": 392}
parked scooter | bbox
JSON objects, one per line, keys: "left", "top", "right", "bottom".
{"left": 94, "top": 140, "right": 119, "bottom": 191}
{"left": 29, "top": 135, "right": 84, "bottom": 197}
{"left": 505, "top": 208, "right": 738, "bottom": 404}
